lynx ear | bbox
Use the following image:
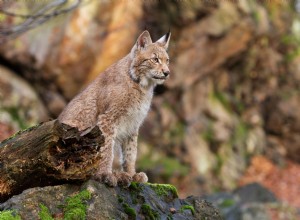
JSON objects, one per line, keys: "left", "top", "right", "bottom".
{"left": 136, "top": 30, "right": 152, "bottom": 50}
{"left": 156, "top": 31, "right": 171, "bottom": 50}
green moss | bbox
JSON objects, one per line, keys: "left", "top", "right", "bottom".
{"left": 286, "top": 48, "right": 300, "bottom": 62}
{"left": 63, "top": 189, "right": 92, "bottom": 220}
{"left": 117, "top": 195, "right": 124, "bottom": 203}
{"left": 211, "top": 89, "right": 245, "bottom": 114}
{"left": 129, "top": 182, "right": 140, "bottom": 191}
{"left": 220, "top": 199, "right": 235, "bottom": 208}
{"left": 131, "top": 196, "right": 138, "bottom": 205}
{"left": 141, "top": 204, "right": 159, "bottom": 220}
{"left": 252, "top": 10, "right": 260, "bottom": 23}
{"left": 146, "top": 183, "right": 178, "bottom": 198}
{"left": 231, "top": 121, "right": 249, "bottom": 145}
{"left": 162, "top": 158, "right": 189, "bottom": 178}
{"left": 1, "top": 191, "right": 92, "bottom": 220}
{"left": 118, "top": 194, "right": 137, "bottom": 218}
{"left": 180, "top": 205, "right": 195, "bottom": 215}
{"left": 138, "top": 156, "right": 189, "bottom": 179}
{"left": 214, "top": 153, "right": 224, "bottom": 175}
{"left": 2, "top": 107, "right": 28, "bottom": 130}
{"left": 0, "top": 14, "right": 6, "bottom": 22}
{"left": 281, "top": 33, "right": 300, "bottom": 62}
{"left": 167, "top": 215, "right": 173, "bottom": 220}
{"left": 202, "top": 121, "right": 214, "bottom": 143}
{"left": 38, "top": 204, "right": 54, "bottom": 220}
{"left": 122, "top": 203, "right": 136, "bottom": 219}
{"left": 0, "top": 210, "right": 21, "bottom": 220}
{"left": 281, "top": 34, "right": 297, "bottom": 45}
{"left": 212, "top": 90, "right": 231, "bottom": 112}
{"left": 129, "top": 182, "right": 143, "bottom": 204}
{"left": 168, "top": 122, "right": 185, "bottom": 139}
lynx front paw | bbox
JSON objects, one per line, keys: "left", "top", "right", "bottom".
{"left": 94, "top": 172, "right": 117, "bottom": 187}
{"left": 133, "top": 172, "right": 148, "bottom": 183}
{"left": 115, "top": 172, "right": 132, "bottom": 187}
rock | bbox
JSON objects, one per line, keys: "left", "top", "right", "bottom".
{"left": 185, "top": 125, "right": 217, "bottom": 175}
{"left": 0, "top": 0, "right": 143, "bottom": 99}
{"left": 0, "top": 65, "right": 48, "bottom": 137}
{"left": 171, "top": 13, "right": 253, "bottom": 89}
{"left": 85, "top": 0, "right": 143, "bottom": 84}
{"left": 233, "top": 183, "right": 277, "bottom": 204}
{"left": 43, "top": 90, "right": 66, "bottom": 117}
{"left": 205, "top": 2, "right": 240, "bottom": 37}
{"left": 290, "top": 56, "right": 300, "bottom": 81}
{"left": 203, "top": 183, "right": 299, "bottom": 220}
{"left": 237, "top": 204, "right": 270, "bottom": 220}
{"left": 264, "top": 94, "right": 300, "bottom": 161}
{"left": 0, "top": 180, "right": 222, "bottom": 220}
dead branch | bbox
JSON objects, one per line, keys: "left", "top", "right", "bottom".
{"left": 0, "top": 0, "right": 85, "bottom": 43}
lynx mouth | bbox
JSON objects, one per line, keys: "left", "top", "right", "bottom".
{"left": 152, "top": 76, "right": 166, "bottom": 80}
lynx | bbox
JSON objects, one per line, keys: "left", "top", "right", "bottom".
{"left": 58, "top": 30, "right": 171, "bottom": 187}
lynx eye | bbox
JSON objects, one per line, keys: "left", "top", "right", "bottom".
{"left": 152, "top": 58, "right": 159, "bottom": 63}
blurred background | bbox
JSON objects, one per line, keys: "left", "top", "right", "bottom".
{"left": 1, "top": 0, "right": 300, "bottom": 219}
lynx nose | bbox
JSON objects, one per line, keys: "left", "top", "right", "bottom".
{"left": 163, "top": 71, "right": 170, "bottom": 77}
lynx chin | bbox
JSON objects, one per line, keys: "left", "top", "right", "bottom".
{"left": 58, "top": 30, "right": 171, "bottom": 187}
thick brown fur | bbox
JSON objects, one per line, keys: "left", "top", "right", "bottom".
{"left": 58, "top": 30, "right": 171, "bottom": 187}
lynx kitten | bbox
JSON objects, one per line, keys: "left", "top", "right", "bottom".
{"left": 58, "top": 30, "right": 171, "bottom": 186}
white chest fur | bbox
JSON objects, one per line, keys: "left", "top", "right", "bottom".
{"left": 116, "top": 92, "right": 152, "bottom": 141}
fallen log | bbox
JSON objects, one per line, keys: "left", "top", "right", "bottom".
{"left": 0, "top": 120, "right": 104, "bottom": 202}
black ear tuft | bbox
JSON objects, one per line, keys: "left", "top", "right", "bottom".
{"left": 165, "top": 31, "right": 171, "bottom": 42}
{"left": 156, "top": 31, "right": 171, "bottom": 50}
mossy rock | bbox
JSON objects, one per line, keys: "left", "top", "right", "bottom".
{"left": 180, "top": 205, "right": 195, "bottom": 215}
{"left": 122, "top": 203, "right": 136, "bottom": 219}
{"left": 147, "top": 183, "right": 178, "bottom": 198}
{"left": 0, "top": 210, "right": 21, "bottom": 220}
{"left": 36, "top": 190, "right": 92, "bottom": 220}
{"left": 141, "top": 204, "right": 159, "bottom": 220}
{"left": 38, "top": 204, "right": 53, "bottom": 220}
{"left": 1, "top": 180, "right": 222, "bottom": 220}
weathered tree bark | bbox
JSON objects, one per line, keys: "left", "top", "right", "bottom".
{"left": 0, "top": 120, "right": 104, "bottom": 202}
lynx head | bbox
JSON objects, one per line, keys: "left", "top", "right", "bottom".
{"left": 130, "top": 30, "right": 171, "bottom": 88}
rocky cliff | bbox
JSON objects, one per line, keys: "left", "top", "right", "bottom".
{"left": 0, "top": 180, "right": 222, "bottom": 220}
{"left": 0, "top": 0, "right": 300, "bottom": 205}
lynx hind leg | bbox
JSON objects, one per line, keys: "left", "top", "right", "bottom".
{"left": 94, "top": 115, "right": 117, "bottom": 187}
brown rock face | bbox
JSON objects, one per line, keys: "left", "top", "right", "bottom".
{"left": 0, "top": 0, "right": 143, "bottom": 99}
